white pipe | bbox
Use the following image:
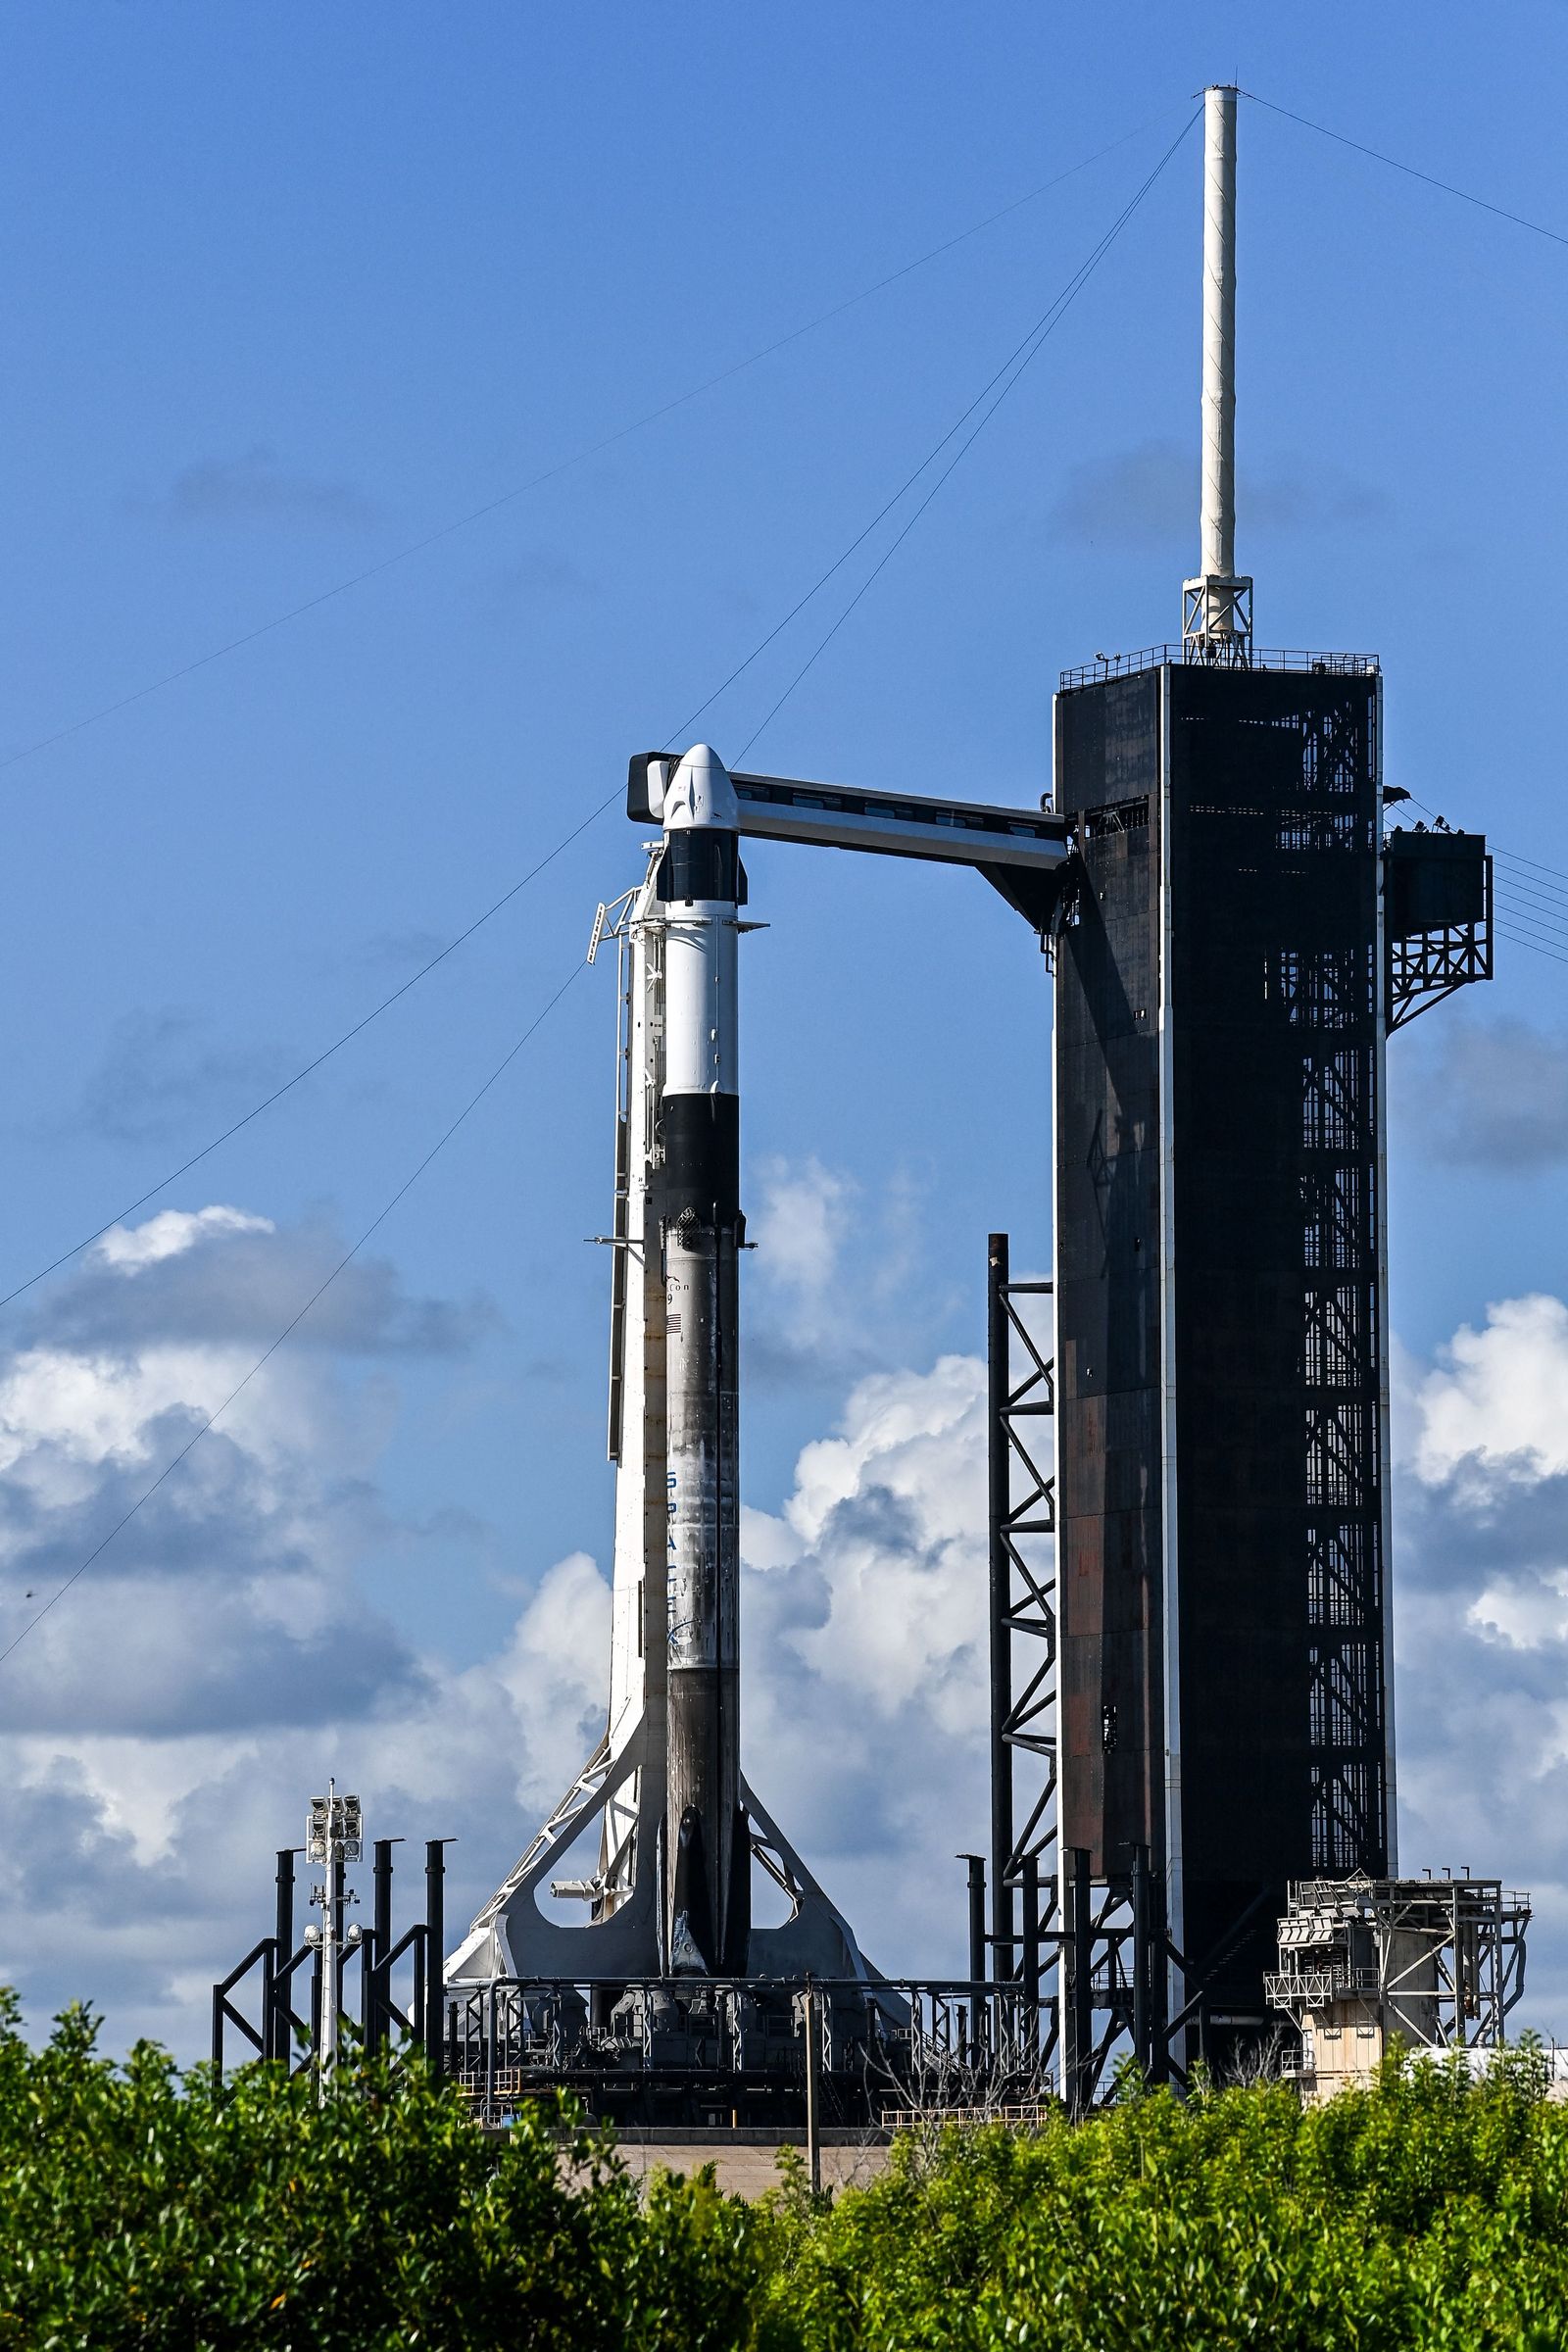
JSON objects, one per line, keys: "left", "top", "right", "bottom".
{"left": 1200, "top": 84, "right": 1238, "bottom": 620}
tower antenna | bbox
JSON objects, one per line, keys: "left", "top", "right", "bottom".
{"left": 1183, "top": 84, "right": 1252, "bottom": 660}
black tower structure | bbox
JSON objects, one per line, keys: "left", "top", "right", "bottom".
{"left": 1012, "top": 90, "right": 1494, "bottom": 2089}
{"left": 1053, "top": 651, "right": 1399, "bottom": 2057}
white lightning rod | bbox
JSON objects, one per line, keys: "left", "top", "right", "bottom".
{"left": 1184, "top": 84, "right": 1252, "bottom": 660}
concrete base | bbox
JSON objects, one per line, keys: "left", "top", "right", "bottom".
{"left": 604, "top": 2128, "right": 892, "bottom": 2199}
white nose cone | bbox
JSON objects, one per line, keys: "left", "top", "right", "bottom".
{"left": 663, "top": 744, "right": 738, "bottom": 832}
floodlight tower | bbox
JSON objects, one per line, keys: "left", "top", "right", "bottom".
{"left": 304, "top": 1782, "right": 363, "bottom": 2093}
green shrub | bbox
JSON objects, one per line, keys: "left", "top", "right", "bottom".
{"left": 753, "top": 2047, "right": 1568, "bottom": 2351}
{"left": 0, "top": 1992, "right": 760, "bottom": 2348}
{"left": 4, "top": 1992, "right": 1567, "bottom": 2350}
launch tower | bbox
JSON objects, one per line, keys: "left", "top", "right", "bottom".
{"left": 1042, "top": 88, "right": 1492, "bottom": 2084}
{"left": 437, "top": 84, "right": 1495, "bottom": 2107}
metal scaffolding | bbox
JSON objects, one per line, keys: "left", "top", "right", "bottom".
{"left": 212, "top": 1833, "right": 448, "bottom": 2092}
{"left": 1266, "top": 1875, "right": 1530, "bottom": 2095}
{"left": 987, "top": 1235, "right": 1057, "bottom": 2020}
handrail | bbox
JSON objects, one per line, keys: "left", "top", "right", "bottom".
{"left": 1058, "top": 644, "right": 1378, "bottom": 690}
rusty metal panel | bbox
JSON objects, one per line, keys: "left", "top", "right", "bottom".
{"left": 1054, "top": 661, "right": 1391, "bottom": 2016}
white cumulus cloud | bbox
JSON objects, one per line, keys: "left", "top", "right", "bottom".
{"left": 7, "top": 1197, "right": 1566, "bottom": 2058}
{"left": 1394, "top": 1290, "right": 1568, "bottom": 2034}
{"left": 739, "top": 1353, "right": 992, "bottom": 1971}
{"left": 92, "top": 1205, "right": 273, "bottom": 1275}
{"left": 1407, "top": 1294, "right": 1568, "bottom": 1486}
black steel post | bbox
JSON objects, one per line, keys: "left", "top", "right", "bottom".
{"left": 1148, "top": 1867, "right": 1170, "bottom": 2088}
{"left": 1021, "top": 1848, "right": 1041, "bottom": 2023}
{"left": 211, "top": 1984, "right": 224, "bottom": 2086}
{"left": 1068, "top": 1845, "right": 1093, "bottom": 2117}
{"left": 804, "top": 1980, "right": 821, "bottom": 2196}
{"left": 987, "top": 1234, "right": 1015, "bottom": 1987}
{"left": 1131, "top": 1845, "right": 1151, "bottom": 2079}
{"left": 360, "top": 1922, "right": 377, "bottom": 2052}
{"left": 260, "top": 1943, "right": 275, "bottom": 2076}
{"left": 373, "top": 1839, "right": 395, "bottom": 1953}
{"left": 424, "top": 1839, "right": 447, "bottom": 2075}
{"left": 962, "top": 1852, "right": 987, "bottom": 1986}
{"left": 270, "top": 1848, "right": 295, "bottom": 2063}
{"left": 369, "top": 1838, "right": 396, "bottom": 2056}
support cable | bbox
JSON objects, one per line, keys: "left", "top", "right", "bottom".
{"left": 735, "top": 110, "right": 1200, "bottom": 759}
{"left": 1494, "top": 845, "right": 1568, "bottom": 893}
{"left": 1494, "top": 873, "right": 1568, "bottom": 926}
{"left": 663, "top": 116, "right": 1195, "bottom": 751}
{"left": 1494, "top": 894, "right": 1568, "bottom": 946}
{"left": 1, "top": 113, "right": 1183, "bottom": 780}
{"left": 0, "top": 959, "right": 587, "bottom": 1669}
{"left": 0, "top": 792, "right": 618, "bottom": 1312}
{"left": 1494, "top": 912, "right": 1568, "bottom": 959}
{"left": 1247, "top": 77, "right": 1568, "bottom": 994}
{"left": 1494, "top": 892, "right": 1567, "bottom": 934}
{"left": 1241, "top": 90, "right": 1568, "bottom": 250}
{"left": 0, "top": 117, "right": 1194, "bottom": 1313}
{"left": 662, "top": 115, "right": 1189, "bottom": 748}
{"left": 1399, "top": 795, "right": 1568, "bottom": 969}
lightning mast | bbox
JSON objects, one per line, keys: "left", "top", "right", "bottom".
{"left": 1183, "top": 84, "right": 1252, "bottom": 661}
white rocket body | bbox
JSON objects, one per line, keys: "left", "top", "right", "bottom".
{"left": 657, "top": 747, "right": 746, "bottom": 1974}
{"left": 448, "top": 745, "right": 866, "bottom": 1987}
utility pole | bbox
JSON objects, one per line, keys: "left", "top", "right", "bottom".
{"left": 803, "top": 1977, "right": 821, "bottom": 2197}
{"left": 305, "top": 1781, "right": 363, "bottom": 2099}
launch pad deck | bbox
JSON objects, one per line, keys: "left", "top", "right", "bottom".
{"left": 446, "top": 1975, "right": 1052, "bottom": 2130}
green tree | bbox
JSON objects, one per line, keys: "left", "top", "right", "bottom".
{"left": 0, "top": 1992, "right": 760, "bottom": 2349}
{"left": 753, "top": 2050, "right": 1568, "bottom": 2350}
{"left": 5, "top": 1992, "right": 1568, "bottom": 2351}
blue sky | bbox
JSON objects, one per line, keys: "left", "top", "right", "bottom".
{"left": 1, "top": 3, "right": 1567, "bottom": 2055}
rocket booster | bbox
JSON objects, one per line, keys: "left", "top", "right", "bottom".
{"left": 451, "top": 732, "right": 1063, "bottom": 1991}
{"left": 658, "top": 746, "right": 748, "bottom": 1976}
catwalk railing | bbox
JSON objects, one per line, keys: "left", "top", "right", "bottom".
{"left": 1058, "top": 646, "right": 1378, "bottom": 691}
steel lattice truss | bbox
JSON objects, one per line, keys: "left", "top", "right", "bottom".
{"left": 987, "top": 1238, "right": 1058, "bottom": 2041}
{"left": 1388, "top": 899, "right": 1494, "bottom": 1030}
{"left": 1296, "top": 998, "right": 1387, "bottom": 1869}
